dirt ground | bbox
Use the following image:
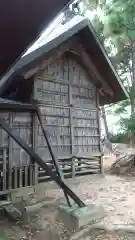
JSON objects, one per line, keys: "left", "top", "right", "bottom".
{"left": 1, "top": 156, "right": 135, "bottom": 239}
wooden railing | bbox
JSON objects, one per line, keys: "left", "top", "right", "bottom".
{"left": 0, "top": 117, "right": 85, "bottom": 208}
{"left": 0, "top": 146, "right": 35, "bottom": 194}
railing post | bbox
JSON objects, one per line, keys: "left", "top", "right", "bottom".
{"left": 0, "top": 118, "right": 85, "bottom": 208}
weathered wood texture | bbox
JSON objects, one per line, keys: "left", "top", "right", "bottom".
{"left": 33, "top": 56, "right": 101, "bottom": 181}
{"left": 0, "top": 53, "right": 102, "bottom": 195}
{"left": 0, "top": 112, "right": 34, "bottom": 193}
{"left": 11, "top": 112, "right": 31, "bottom": 166}
{"left": 0, "top": 118, "right": 85, "bottom": 207}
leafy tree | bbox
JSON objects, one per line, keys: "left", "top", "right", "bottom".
{"left": 102, "top": 0, "right": 135, "bottom": 145}
{"left": 109, "top": 131, "right": 129, "bottom": 143}
{"left": 63, "top": 1, "right": 133, "bottom": 144}
{"left": 81, "top": 0, "right": 135, "bottom": 145}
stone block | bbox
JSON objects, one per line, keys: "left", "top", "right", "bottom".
{"left": 10, "top": 183, "right": 48, "bottom": 205}
{"left": 56, "top": 203, "right": 105, "bottom": 232}
{"left": 10, "top": 186, "right": 35, "bottom": 204}
{"left": 4, "top": 204, "right": 22, "bottom": 220}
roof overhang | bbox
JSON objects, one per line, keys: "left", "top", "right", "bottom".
{"left": 79, "top": 22, "right": 128, "bottom": 104}
{"left": 0, "top": 0, "right": 72, "bottom": 78}
{"left": 0, "top": 19, "right": 129, "bottom": 105}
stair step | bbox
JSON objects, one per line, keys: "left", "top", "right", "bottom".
{"left": 4, "top": 204, "right": 22, "bottom": 220}
{"left": 24, "top": 198, "right": 56, "bottom": 213}
{"left": 0, "top": 200, "right": 11, "bottom": 209}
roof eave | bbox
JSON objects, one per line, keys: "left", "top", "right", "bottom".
{"left": 79, "top": 21, "right": 129, "bottom": 103}
{"left": 0, "top": 18, "right": 129, "bottom": 104}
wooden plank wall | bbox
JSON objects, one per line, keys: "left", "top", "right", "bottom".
{"left": 34, "top": 55, "right": 101, "bottom": 181}
{"left": 11, "top": 112, "right": 34, "bottom": 188}
{"left": 0, "top": 113, "right": 9, "bottom": 193}
{"left": 0, "top": 54, "right": 102, "bottom": 195}
{"left": 0, "top": 111, "right": 34, "bottom": 194}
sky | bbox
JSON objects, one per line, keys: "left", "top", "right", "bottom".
{"left": 106, "top": 114, "right": 120, "bottom": 133}
{"left": 23, "top": 3, "right": 126, "bottom": 135}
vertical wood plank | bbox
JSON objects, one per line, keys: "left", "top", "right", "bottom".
{"left": 8, "top": 112, "right": 13, "bottom": 191}
{"left": 32, "top": 112, "right": 38, "bottom": 184}
{"left": 24, "top": 166, "right": 28, "bottom": 187}
{"left": 71, "top": 157, "right": 75, "bottom": 178}
{"left": 19, "top": 151, "right": 23, "bottom": 188}
{"left": 68, "top": 58, "right": 73, "bottom": 154}
{"left": 14, "top": 167, "right": 18, "bottom": 189}
{"left": 3, "top": 147, "right": 7, "bottom": 190}
{"left": 69, "top": 108, "right": 73, "bottom": 154}
{"left": 96, "top": 90, "right": 103, "bottom": 173}
{"left": 68, "top": 58, "right": 75, "bottom": 176}
{"left": 30, "top": 164, "right": 33, "bottom": 186}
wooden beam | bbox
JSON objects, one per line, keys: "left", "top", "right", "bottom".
{"left": 32, "top": 112, "right": 38, "bottom": 185}
{"left": 0, "top": 103, "right": 36, "bottom": 111}
{"left": 23, "top": 38, "right": 78, "bottom": 79}
{"left": 0, "top": 118, "right": 85, "bottom": 208}
{"left": 8, "top": 112, "right": 13, "bottom": 191}
{"left": 96, "top": 91, "right": 103, "bottom": 174}
{"left": 75, "top": 43, "right": 114, "bottom": 97}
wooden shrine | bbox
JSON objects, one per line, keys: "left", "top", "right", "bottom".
{"left": 0, "top": 19, "right": 128, "bottom": 198}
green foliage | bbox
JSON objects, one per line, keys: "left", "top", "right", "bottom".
{"left": 111, "top": 47, "right": 131, "bottom": 70}
{"left": 103, "top": 0, "right": 135, "bottom": 140}
{"left": 113, "top": 99, "right": 130, "bottom": 115}
{"left": 104, "top": 11, "right": 125, "bottom": 36}
{"left": 128, "top": 115, "right": 135, "bottom": 131}
{"left": 109, "top": 131, "right": 129, "bottom": 143}
{"left": 82, "top": 0, "right": 135, "bottom": 139}
{"left": 91, "top": 14, "right": 104, "bottom": 41}
{"left": 115, "top": 114, "right": 135, "bottom": 133}
{"left": 104, "top": 0, "right": 135, "bottom": 43}
{"left": 83, "top": 0, "right": 105, "bottom": 10}
{"left": 119, "top": 117, "right": 129, "bottom": 131}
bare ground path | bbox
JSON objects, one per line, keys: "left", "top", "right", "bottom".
{"left": 71, "top": 174, "right": 135, "bottom": 227}
{"left": 1, "top": 171, "right": 135, "bottom": 239}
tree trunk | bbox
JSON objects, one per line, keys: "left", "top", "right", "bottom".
{"left": 101, "top": 106, "right": 113, "bottom": 152}
{"left": 130, "top": 43, "right": 135, "bottom": 146}
{"left": 101, "top": 106, "right": 109, "bottom": 139}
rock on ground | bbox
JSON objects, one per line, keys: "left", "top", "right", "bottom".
{"left": 110, "top": 152, "right": 135, "bottom": 176}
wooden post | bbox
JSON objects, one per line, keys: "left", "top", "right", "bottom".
{"left": 8, "top": 112, "right": 12, "bottom": 191}
{"left": 32, "top": 112, "right": 38, "bottom": 185}
{"left": 97, "top": 90, "right": 103, "bottom": 174}
{"left": 14, "top": 167, "right": 18, "bottom": 189}
{"left": 71, "top": 156, "right": 75, "bottom": 178}
{"left": 24, "top": 165, "right": 28, "bottom": 187}
{"left": 68, "top": 59, "right": 74, "bottom": 177}
{"left": 69, "top": 106, "right": 74, "bottom": 176}
{"left": 19, "top": 151, "right": 23, "bottom": 188}
{"left": 3, "top": 147, "right": 7, "bottom": 191}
